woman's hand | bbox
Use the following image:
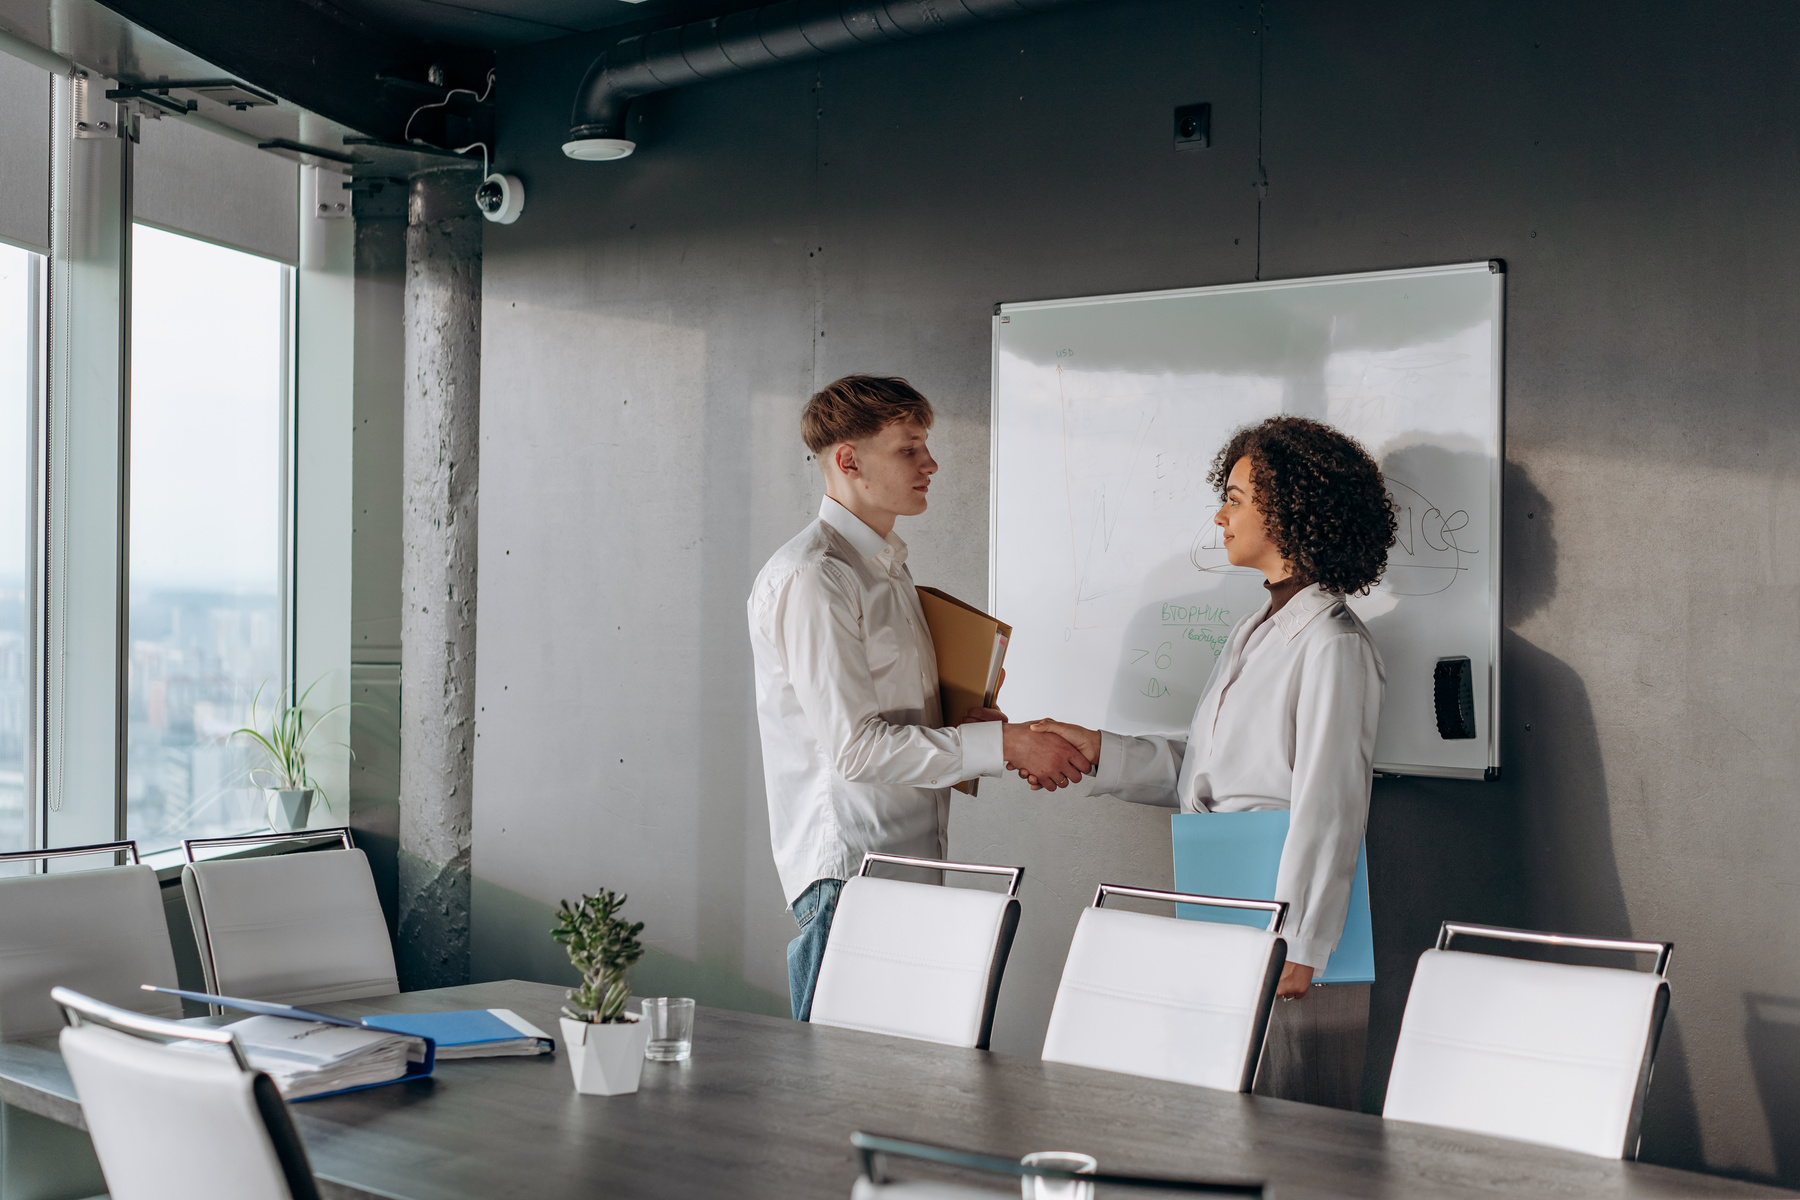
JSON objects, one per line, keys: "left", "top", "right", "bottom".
{"left": 1011, "top": 719, "right": 1100, "bottom": 789}
{"left": 1275, "top": 961, "right": 1314, "bottom": 999}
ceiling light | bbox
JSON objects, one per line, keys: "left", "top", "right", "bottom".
{"left": 562, "top": 137, "right": 635, "bottom": 161}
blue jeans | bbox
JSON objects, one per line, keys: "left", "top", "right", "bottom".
{"left": 787, "top": 878, "right": 844, "bottom": 1021}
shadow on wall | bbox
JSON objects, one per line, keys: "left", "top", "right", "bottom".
{"left": 1493, "top": 460, "right": 1704, "bottom": 1168}
{"left": 1745, "top": 994, "right": 1800, "bottom": 1183}
{"left": 469, "top": 876, "right": 790, "bottom": 1018}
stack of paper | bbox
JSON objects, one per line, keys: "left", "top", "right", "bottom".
{"left": 916, "top": 587, "right": 1011, "bottom": 797}
{"left": 176, "top": 1014, "right": 428, "bottom": 1100}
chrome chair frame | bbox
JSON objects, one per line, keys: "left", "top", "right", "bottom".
{"left": 53, "top": 987, "right": 249, "bottom": 1068}
{"left": 1436, "top": 921, "right": 1673, "bottom": 977}
{"left": 0, "top": 840, "right": 141, "bottom": 873}
{"left": 1093, "top": 883, "right": 1288, "bottom": 934}
{"left": 858, "top": 852, "right": 1023, "bottom": 896}
{"left": 852, "top": 1132, "right": 1264, "bottom": 1196}
{"left": 182, "top": 828, "right": 354, "bottom": 863}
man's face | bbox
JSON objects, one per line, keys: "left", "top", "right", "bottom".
{"left": 837, "top": 420, "right": 937, "bottom": 519}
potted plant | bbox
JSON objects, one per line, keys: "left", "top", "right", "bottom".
{"left": 551, "top": 889, "right": 650, "bottom": 1096}
{"left": 232, "top": 679, "right": 354, "bottom": 833}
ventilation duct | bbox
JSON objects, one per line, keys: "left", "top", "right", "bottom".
{"left": 565, "top": 0, "right": 1093, "bottom": 161}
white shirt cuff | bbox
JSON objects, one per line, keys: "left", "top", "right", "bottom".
{"left": 1286, "top": 938, "right": 1333, "bottom": 971}
{"left": 959, "top": 720, "right": 1006, "bottom": 780}
{"left": 1092, "top": 729, "right": 1131, "bottom": 793}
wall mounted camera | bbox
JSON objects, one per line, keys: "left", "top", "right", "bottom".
{"left": 476, "top": 173, "right": 524, "bottom": 224}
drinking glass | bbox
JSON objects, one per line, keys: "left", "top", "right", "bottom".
{"left": 1019, "top": 1151, "right": 1097, "bottom": 1200}
{"left": 642, "top": 997, "right": 695, "bottom": 1061}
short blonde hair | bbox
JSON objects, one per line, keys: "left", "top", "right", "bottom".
{"left": 801, "top": 375, "right": 935, "bottom": 455}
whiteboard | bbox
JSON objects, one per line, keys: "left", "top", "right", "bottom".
{"left": 990, "top": 262, "right": 1502, "bottom": 780}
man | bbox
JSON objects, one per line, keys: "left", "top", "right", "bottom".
{"left": 747, "top": 375, "right": 1093, "bottom": 1021}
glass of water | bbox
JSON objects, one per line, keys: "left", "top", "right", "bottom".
{"left": 642, "top": 997, "right": 695, "bottom": 1062}
{"left": 1019, "top": 1151, "right": 1097, "bottom": 1200}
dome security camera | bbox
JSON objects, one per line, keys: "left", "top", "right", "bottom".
{"left": 476, "top": 173, "right": 524, "bottom": 224}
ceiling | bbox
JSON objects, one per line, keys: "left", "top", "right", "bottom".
{"left": 0, "top": 0, "right": 769, "bottom": 160}
{"left": 278, "top": 0, "right": 758, "bottom": 50}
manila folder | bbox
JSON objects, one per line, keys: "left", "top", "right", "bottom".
{"left": 916, "top": 586, "right": 1011, "bottom": 797}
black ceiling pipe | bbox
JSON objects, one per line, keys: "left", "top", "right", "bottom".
{"left": 564, "top": 0, "right": 1094, "bottom": 160}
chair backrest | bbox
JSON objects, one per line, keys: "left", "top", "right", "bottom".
{"left": 1383, "top": 922, "right": 1673, "bottom": 1158}
{"left": 0, "top": 843, "right": 182, "bottom": 1040}
{"left": 1040, "top": 885, "right": 1287, "bottom": 1093}
{"left": 182, "top": 847, "right": 397, "bottom": 1006}
{"left": 809, "top": 855, "right": 1023, "bottom": 1049}
{"left": 55, "top": 988, "right": 318, "bottom": 1200}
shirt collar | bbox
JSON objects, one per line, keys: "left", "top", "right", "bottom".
{"left": 820, "top": 496, "right": 908, "bottom": 568}
{"left": 1269, "top": 583, "right": 1337, "bottom": 640}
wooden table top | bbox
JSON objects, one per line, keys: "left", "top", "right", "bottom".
{"left": 0, "top": 979, "right": 1787, "bottom": 1200}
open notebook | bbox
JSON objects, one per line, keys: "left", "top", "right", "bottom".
{"left": 143, "top": 986, "right": 555, "bottom": 1100}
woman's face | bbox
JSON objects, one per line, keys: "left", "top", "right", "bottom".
{"left": 1215, "top": 455, "right": 1289, "bottom": 579}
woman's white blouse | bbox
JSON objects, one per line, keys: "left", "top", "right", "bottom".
{"left": 1089, "top": 584, "right": 1385, "bottom": 968}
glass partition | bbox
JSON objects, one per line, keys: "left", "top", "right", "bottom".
{"left": 0, "top": 243, "right": 39, "bottom": 854}
{"left": 127, "top": 225, "right": 288, "bottom": 852}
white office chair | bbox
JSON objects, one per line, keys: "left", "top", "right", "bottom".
{"left": 0, "top": 841, "right": 183, "bottom": 1040}
{"left": 54, "top": 986, "right": 320, "bottom": 1200}
{"left": 1040, "top": 884, "right": 1287, "bottom": 1093}
{"left": 181, "top": 830, "right": 398, "bottom": 1007}
{"left": 1383, "top": 921, "right": 1673, "bottom": 1159}
{"left": 810, "top": 853, "right": 1023, "bottom": 1049}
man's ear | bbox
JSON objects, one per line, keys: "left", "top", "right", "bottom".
{"left": 832, "top": 442, "right": 859, "bottom": 478}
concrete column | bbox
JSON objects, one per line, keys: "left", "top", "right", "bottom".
{"left": 398, "top": 168, "right": 482, "bottom": 989}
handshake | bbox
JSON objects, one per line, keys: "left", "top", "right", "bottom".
{"left": 961, "top": 706, "right": 1100, "bottom": 792}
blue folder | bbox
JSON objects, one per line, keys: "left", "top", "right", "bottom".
{"left": 1170, "top": 811, "right": 1374, "bottom": 984}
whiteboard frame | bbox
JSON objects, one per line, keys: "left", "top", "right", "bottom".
{"left": 990, "top": 260, "right": 1505, "bottom": 781}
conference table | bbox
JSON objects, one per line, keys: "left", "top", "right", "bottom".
{"left": 0, "top": 979, "right": 1788, "bottom": 1200}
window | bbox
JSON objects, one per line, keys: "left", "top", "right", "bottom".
{"left": 126, "top": 225, "right": 288, "bottom": 852}
{"left": 0, "top": 243, "right": 39, "bottom": 855}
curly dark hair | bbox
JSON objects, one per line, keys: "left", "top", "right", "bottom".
{"left": 1206, "top": 417, "right": 1398, "bottom": 595}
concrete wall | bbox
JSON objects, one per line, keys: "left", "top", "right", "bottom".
{"left": 349, "top": 183, "right": 408, "bottom": 935}
{"left": 472, "top": 0, "right": 1800, "bottom": 1185}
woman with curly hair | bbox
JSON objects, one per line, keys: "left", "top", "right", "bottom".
{"left": 1029, "top": 416, "right": 1396, "bottom": 1104}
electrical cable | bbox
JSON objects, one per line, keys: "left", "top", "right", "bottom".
{"left": 455, "top": 141, "right": 490, "bottom": 178}
{"left": 402, "top": 68, "right": 495, "bottom": 147}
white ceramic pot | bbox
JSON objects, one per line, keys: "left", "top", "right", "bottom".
{"left": 560, "top": 1014, "right": 650, "bottom": 1095}
{"left": 265, "top": 789, "right": 314, "bottom": 832}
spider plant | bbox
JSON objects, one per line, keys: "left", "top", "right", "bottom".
{"left": 231, "top": 677, "right": 357, "bottom": 817}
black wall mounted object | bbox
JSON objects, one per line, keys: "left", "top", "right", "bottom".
{"left": 1434, "top": 656, "right": 1477, "bottom": 740}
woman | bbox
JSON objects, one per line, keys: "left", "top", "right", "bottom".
{"left": 1029, "top": 415, "right": 1397, "bottom": 1106}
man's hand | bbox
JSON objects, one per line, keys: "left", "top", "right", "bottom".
{"left": 1275, "top": 961, "right": 1314, "bottom": 999}
{"left": 960, "top": 669, "right": 1009, "bottom": 725}
{"left": 1009, "top": 719, "right": 1101, "bottom": 790}
{"left": 1001, "top": 723, "right": 1092, "bottom": 791}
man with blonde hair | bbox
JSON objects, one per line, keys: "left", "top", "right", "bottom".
{"left": 748, "top": 375, "right": 1091, "bottom": 1020}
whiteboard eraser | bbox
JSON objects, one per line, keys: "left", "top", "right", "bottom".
{"left": 1434, "top": 656, "right": 1476, "bottom": 740}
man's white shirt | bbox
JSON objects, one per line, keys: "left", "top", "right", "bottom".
{"left": 748, "top": 497, "right": 1005, "bottom": 906}
{"left": 1089, "top": 583, "right": 1385, "bottom": 968}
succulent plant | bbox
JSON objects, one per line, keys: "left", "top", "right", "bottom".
{"left": 551, "top": 889, "right": 645, "bottom": 1024}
